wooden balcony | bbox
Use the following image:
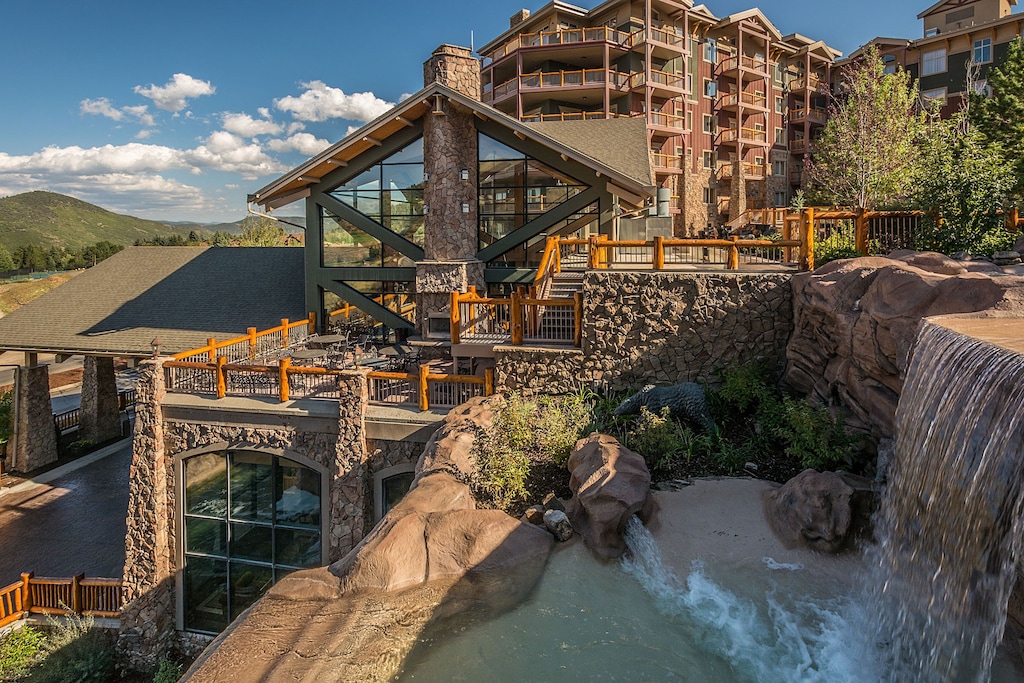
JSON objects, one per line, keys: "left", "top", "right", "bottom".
{"left": 789, "top": 107, "right": 827, "bottom": 126}
{"left": 520, "top": 69, "right": 631, "bottom": 91}
{"left": 790, "top": 138, "right": 808, "bottom": 154}
{"left": 718, "top": 126, "right": 770, "bottom": 147}
{"left": 790, "top": 74, "right": 824, "bottom": 92}
{"left": 717, "top": 90, "right": 768, "bottom": 111}
{"left": 522, "top": 111, "right": 611, "bottom": 122}
{"left": 717, "top": 161, "right": 767, "bottom": 180}
{"left": 652, "top": 152, "right": 683, "bottom": 173}
{"left": 646, "top": 110, "right": 688, "bottom": 134}
{"left": 718, "top": 55, "right": 771, "bottom": 80}
{"left": 790, "top": 170, "right": 803, "bottom": 185}
{"left": 483, "top": 26, "right": 632, "bottom": 66}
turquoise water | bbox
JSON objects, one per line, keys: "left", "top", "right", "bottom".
{"left": 397, "top": 518, "right": 880, "bottom": 682}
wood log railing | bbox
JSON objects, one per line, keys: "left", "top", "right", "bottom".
{"left": 0, "top": 573, "right": 122, "bottom": 628}
{"left": 172, "top": 315, "right": 317, "bottom": 364}
{"left": 450, "top": 287, "right": 582, "bottom": 348}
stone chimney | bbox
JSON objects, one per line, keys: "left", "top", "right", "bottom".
{"left": 510, "top": 9, "right": 531, "bottom": 27}
{"left": 423, "top": 44, "right": 480, "bottom": 101}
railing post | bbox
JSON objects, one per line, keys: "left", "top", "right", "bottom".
{"left": 279, "top": 357, "right": 290, "bottom": 403}
{"left": 727, "top": 237, "right": 739, "bottom": 270}
{"left": 450, "top": 291, "right": 461, "bottom": 345}
{"left": 587, "top": 235, "right": 599, "bottom": 269}
{"left": 20, "top": 573, "right": 32, "bottom": 614}
{"left": 308, "top": 311, "right": 317, "bottom": 335}
{"left": 71, "top": 573, "right": 84, "bottom": 615}
{"left": 281, "top": 319, "right": 289, "bottom": 348}
{"left": 216, "top": 356, "right": 227, "bottom": 399}
{"left": 247, "top": 327, "right": 257, "bottom": 361}
{"left": 553, "top": 238, "right": 562, "bottom": 273}
{"left": 599, "top": 234, "right": 609, "bottom": 268}
{"left": 574, "top": 291, "right": 583, "bottom": 348}
{"left": 484, "top": 368, "right": 494, "bottom": 396}
{"left": 654, "top": 235, "right": 665, "bottom": 270}
{"left": 799, "top": 207, "right": 815, "bottom": 271}
{"left": 207, "top": 338, "right": 217, "bottom": 364}
{"left": 855, "top": 207, "right": 869, "bottom": 256}
{"left": 510, "top": 289, "right": 524, "bottom": 345}
{"left": 783, "top": 217, "right": 794, "bottom": 264}
{"left": 418, "top": 364, "right": 430, "bottom": 411}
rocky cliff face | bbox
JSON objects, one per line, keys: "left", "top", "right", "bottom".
{"left": 785, "top": 252, "right": 1024, "bottom": 443}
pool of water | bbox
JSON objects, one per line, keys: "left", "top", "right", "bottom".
{"left": 398, "top": 518, "right": 879, "bottom": 682}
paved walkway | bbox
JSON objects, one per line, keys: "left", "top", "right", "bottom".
{"left": 0, "top": 441, "right": 131, "bottom": 587}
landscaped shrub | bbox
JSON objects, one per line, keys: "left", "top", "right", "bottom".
{"left": 26, "top": 613, "right": 115, "bottom": 683}
{"left": 624, "top": 407, "right": 686, "bottom": 474}
{"left": 0, "top": 625, "right": 45, "bottom": 679}
{"left": 153, "top": 658, "right": 183, "bottom": 683}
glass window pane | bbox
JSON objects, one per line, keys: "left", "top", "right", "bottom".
{"left": 184, "top": 556, "right": 227, "bottom": 633}
{"left": 479, "top": 134, "right": 526, "bottom": 161}
{"left": 229, "top": 452, "right": 273, "bottom": 522}
{"left": 276, "top": 459, "right": 321, "bottom": 529}
{"left": 230, "top": 522, "right": 274, "bottom": 562}
{"left": 385, "top": 139, "right": 424, "bottom": 165}
{"left": 275, "top": 528, "right": 323, "bottom": 569}
{"left": 383, "top": 244, "right": 417, "bottom": 269}
{"left": 186, "top": 518, "right": 227, "bottom": 557}
{"left": 479, "top": 159, "right": 523, "bottom": 187}
{"left": 382, "top": 163, "right": 424, "bottom": 190}
{"left": 332, "top": 190, "right": 381, "bottom": 217}
{"left": 385, "top": 215, "right": 425, "bottom": 247}
{"left": 383, "top": 472, "right": 415, "bottom": 517}
{"left": 323, "top": 214, "right": 383, "bottom": 268}
{"left": 185, "top": 453, "right": 227, "bottom": 518}
{"left": 229, "top": 563, "right": 273, "bottom": 622}
{"left": 336, "top": 167, "right": 379, "bottom": 193}
{"left": 480, "top": 216, "right": 521, "bottom": 245}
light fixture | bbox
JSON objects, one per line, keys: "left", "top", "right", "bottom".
{"left": 424, "top": 171, "right": 430, "bottom": 181}
{"left": 461, "top": 202, "right": 470, "bottom": 213}
{"left": 460, "top": 169, "right": 470, "bottom": 181}
{"left": 423, "top": 204, "right": 430, "bottom": 214}
{"left": 150, "top": 336, "right": 163, "bottom": 358}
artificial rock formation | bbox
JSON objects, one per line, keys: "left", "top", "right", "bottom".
{"left": 786, "top": 252, "right": 1024, "bottom": 442}
{"left": 762, "top": 469, "right": 855, "bottom": 553}
{"left": 183, "top": 395, "right": 553, "bottom": 683}
{"left": 565, "top": 433, "right": 654, "bottom": 559}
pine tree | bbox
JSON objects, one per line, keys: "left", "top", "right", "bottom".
{"left": 970, "top": 37, "right": 1024, "bottom": 198}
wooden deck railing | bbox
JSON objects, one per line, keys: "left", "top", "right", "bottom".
{"left": 172, "top": 316, "right": 316, "bottom": 364}
{"left": 0, "top": 573, "right": 122, "bottom": 628}
{"left": 450, "top": 287, "right": 582, "bottom": 348}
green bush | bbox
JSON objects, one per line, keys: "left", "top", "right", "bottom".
{"left": 25, "top": 612, "right": 115, "bottom": 683}
{"left": 624, "top": 407, "right": 687, "bottom": 474}
{"left": 0, "top": 391, "right": 12, "bottom": 449}
{"left": 153, "top": 658, "right": 183, "bottom": 683}
{"left": 774, "top": 397, "right": 855, "bottom": 471}
{"left": 0, "top": 626, "right": 45, "bottom": 679}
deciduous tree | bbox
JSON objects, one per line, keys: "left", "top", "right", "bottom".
{"left": 806, "top": 46, "right": 924, "bottom": 209}
{"left": 237, "top": 216, "right": 285, "bottom": 247}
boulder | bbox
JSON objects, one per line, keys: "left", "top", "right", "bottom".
{"left": 416, "top": 394, "right": 502, "bottom": 479}
{"left": 785, "top": 253, "right": 1024, "bottom": 442}
{"left": 522, "top": 505, "right": 545, "bottom": 525}
{"left": 762, "top": 469, "right": 855, "bottom": 553}
{"left": 543, "top": 509, "right": 573, "bottom": 541}
{"left": 565, "top": 433, "right": 653, "bottom": 559}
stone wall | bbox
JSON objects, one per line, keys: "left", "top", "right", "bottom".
{"left": 11, "top": 364, "right": 56, "bottom": 473}
{"left": 79, "top": 356, "right": 121, "bottom": 445}
{"left": 423, "top": 44, "right": 480, "bottom": 100}
{"left": 581, "top": 271, "right": 793, "bottom": 391}
{"left": 494, "top": 346, "right": 585, "bottom": 395}
{"left": 681, "top": 166, "right": 716, "bottom": 234}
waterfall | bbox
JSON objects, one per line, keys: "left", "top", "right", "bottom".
{"left": 873, "top": 321, "right": 1024, "bottom": 682}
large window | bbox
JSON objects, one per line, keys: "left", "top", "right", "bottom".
{"left": 477, "top": 134, "right": 587, "bottom": 252}
{"left": 326, "top": 138, "right": 424, "bottom": 263}
{"left": 182, "top": 451, "right": 323, "bottom": 634}
{"left": 703, "top": 38, "right": 717, "bottom": 63}
{"left": 922, "top": 48, "right": 947, "bottom": 76}
{"left": 973, "top": 38, "right": 992, "bottom": 64}
{"left": 321, "top": 211, "right": 415, "bottom": 268}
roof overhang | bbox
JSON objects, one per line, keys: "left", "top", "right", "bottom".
{"left": 252, "top": 83, "right": 654, "bottom": 212}
{"left": 711, "top": 9, "right": 783, "bottom": 41}
{"left": 916, "top": 0, "right": 1014, "bottom": 19}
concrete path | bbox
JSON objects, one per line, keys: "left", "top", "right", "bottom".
{"left": 0, "top": 440, "right": 131, "bottom": 587}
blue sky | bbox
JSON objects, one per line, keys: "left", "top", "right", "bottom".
{"left": 0, "top": 0, "right": 928, "bottom": 223}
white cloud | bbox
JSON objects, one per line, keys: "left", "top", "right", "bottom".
{"left": 257, "top": 107, "right": 270, "bottom": 118}
{"left": 398, "top": 92, "right": 413, "bottom": 102}
{"left": 286, "top": 122, "right": 305, "bottom": 134}
{"left": 122, "top": 105, "right": 156, "bottom": 127}
{"left": 221, "top": 112, "right": 283, "bottom": 138}
{"left": 134, "top": 73, "right": 215, "bottom": 112}
{"left": 185, "top": 131, "right": 287, "bottom": 179}
{"left": 0, "top": 143, "right": 185, "bottom": 175}
{"left": 266, "top": 132, "right": 331, "bottom": 155}
{"left": 274, "top": 81, "right": 393, "bottom": 122}
{"left": 345, "top": 125, "right": 361, "bottom": 137}
{"left": 134, "top": 129, "right": 155, "bottom": 140}
{"left": 80, "top": 97, "right": 123, "bottom": 121}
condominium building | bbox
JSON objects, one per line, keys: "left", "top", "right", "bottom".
{"left": 477, "top": 1, "right": 840, "bottom": 233}
{"left": 842, "top": 0, "right": 1022, "bottom": 115}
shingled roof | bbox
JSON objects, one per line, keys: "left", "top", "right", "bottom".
{"left": 524, "top": 117, "right": 653, "bottom": 188}
{"left": 0, "top": 247, "right": 306, "bottom": 357}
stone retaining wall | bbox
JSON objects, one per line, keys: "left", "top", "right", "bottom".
{"left": 494, "top": 346, "right": 585, "bottom": 395}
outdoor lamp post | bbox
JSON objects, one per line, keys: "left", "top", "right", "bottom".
{"left": 150, "top": 337, "right": 163, "bottom": 358}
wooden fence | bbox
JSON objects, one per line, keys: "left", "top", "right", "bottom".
{"left": 0, "top": 573, "right": 122, "bottom": 628}
{"left": 172, "top": 316, "right": 316, "bottom": 364}
{"left": 449, "top": 287, "right": 582, "bottom": 347}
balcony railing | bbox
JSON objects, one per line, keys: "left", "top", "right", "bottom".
{"left": 790, "top": 170, "right": 803, "bottom": 185}
{"left": 645, "top": 25, "right": 686, "bottom": 49}
{"left": 718, "top": 55, "right": 771, "bottom": 76}
{"left": 483, "top": 26, "right": 632, "bottom": 64}
{"left": 717, "top": 90, "right": 768, "bottom": 109}
{"left": 646, "top": 110, "right": 688, "bottom": 130}
{"left": 790, "top": 138, "right": 808, "bottom": 153}
{"left": 791, "top": 74, "right": 823, "bottom": 92}
{"left": 520, "top": 69, "right": 631, "bottom": 90}
{"left": 717, "top": 161, "right": 767, "bottom": 179}
{"left": 642, "top": 69, "right": 687, "bottom": 90}
{"left": 789, "top": 107, "right": 828, "bottom": 125}
{"left": 718, "top": 127, "right": 769, "bottom": 144}
{"left": 522, "top": 111, "right": 610, "bottom": 122}
{"left": 450, "top": 287, "right": 582, "bottom": 348}
{"left": 652, "top": 152, "right": 682, "bottom": 170}
{"left": 0, "top": 573, "right": 122, "bottom": 628}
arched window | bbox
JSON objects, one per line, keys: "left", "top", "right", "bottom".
{"left": 180, "top": 450, "right": 324, "bottom": 633}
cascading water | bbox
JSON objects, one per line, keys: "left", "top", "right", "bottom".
{"left": 872, "top": 320, "right": 1024, "bottom": 682}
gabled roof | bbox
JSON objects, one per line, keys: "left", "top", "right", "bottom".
{"left": 781, "top": 34, "right": 844, "bottom": 59}
{"left": 478, "top": 1, "right": 590, "bottom": 55}
{"left": 251, "top": 83, "right": 655, "bottom": 211}
{"left": 689, "top": 4, "right": 719, "bottom": 24}
{"left": 843, "top": 37, "right": 912, "bottom": 62}
{"left": 524, "top": 117, "right": 653, "bottom": 187}
{"left": 712, "top": 9, "right": 783, "bottom": 41}
{"left": 0, "top": 247, "right": 306, "bottom": 357}
{"left": 917, "top": 0, "right": 1015, "bottom": 20}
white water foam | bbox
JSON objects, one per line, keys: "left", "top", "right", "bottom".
{"left": 763, "top": 557, "right": 804, "bottom": 571}
{"left": 620, "top": 516, "right": 881, "bottom": 683}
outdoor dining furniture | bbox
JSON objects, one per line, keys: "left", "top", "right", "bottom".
{"left": 307, "top": 333, "right": 347, "bottom": 350}
{"left": 290, "top": 349, "right": 328, "bottom": 365}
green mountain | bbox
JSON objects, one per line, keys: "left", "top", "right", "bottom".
{"left": 0, "top": 191, "right": 189, "bottom": 250}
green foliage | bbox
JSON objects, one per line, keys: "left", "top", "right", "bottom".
{"left": 0, "top": 391, "right": 12, "bottom": 447}
{"left": 237, "top": 216, "right": 285, "bottom": 247}
{"left": 624, "top": 407, "right": 688, "bottom": 473}
{"left": 815, "top": 221, "right": 864, "bottom": 266}
{"left": 914, "top": 111, "right": 1015, "bottom": 255}
{"left": 0, "top": 245, "right": 15, "bottom": 272}
{"left": 806, "top": 46, "right": 924, "bottom": 209}
{"left": 153, "top": 658, "right": 183, "bottom": 683}
{"left": 473, "top": 392, "right": 592, "bottom": 508}
{"left": 772, "top": 397, "right": 856, "bottom": 471}
{"left": 0, "top": 626, "right": 45, "bottom": 679}
{"left": 716, "top": 362, "right": 773, "bottom": 412}
{"left": 23, "top": 612, "right": 114, "bottom": 683}
{"left": 970, "top": 37, "right": 1024, "bottom": 199}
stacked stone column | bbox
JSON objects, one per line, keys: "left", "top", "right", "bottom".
{"left": 10, "top": 364, "right": 57, "bottom": 473}
{"left": 79, "top": 356, "right": 122, "bottom": 445}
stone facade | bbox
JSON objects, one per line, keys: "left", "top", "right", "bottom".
{"left": 79, "top": 356, "right": 121, "bottom": 445}
{"left": 580, "top": 271, "right": 793, "bottom": 391}
{"left": 681, "top": 166, "right": 716, "bottom": 235}
{"left": 423, "top": 44, "right": 480, "bottom": 101}
{"left": 422, "top": 99, "right": 479, "bottom": 261}
{"left": 494, "top": 346, "right": 585, "bottom": 395}
{"left": 11, "top": 364, "right": 56, "bottom": 473}
{"left": 415, "top": 260, "right": 485, "bottom": 336}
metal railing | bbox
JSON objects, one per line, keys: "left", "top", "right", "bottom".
{"left": 0, "top": 573, "right": 122, "bottom": 628}
{"left": 53, "top": 389, "right": 137, "bottom": 434}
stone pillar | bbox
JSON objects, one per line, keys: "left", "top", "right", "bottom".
{"left": 10, "top": 364, "right": 56, "bottom": 473}
{"left": 79, "top": 356, "right": 121, "bottom": 445}
{"left": 730, "top": 159, "right": 747, "bottom": 220}
{"left": 330, "top": 369, "right": 369, "bottom": 561}
{"left": 420, "top": 45, "right": 485, "bottom": 332}
{"left": 117, "top": 357, "right": 176, "bottom": 670}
